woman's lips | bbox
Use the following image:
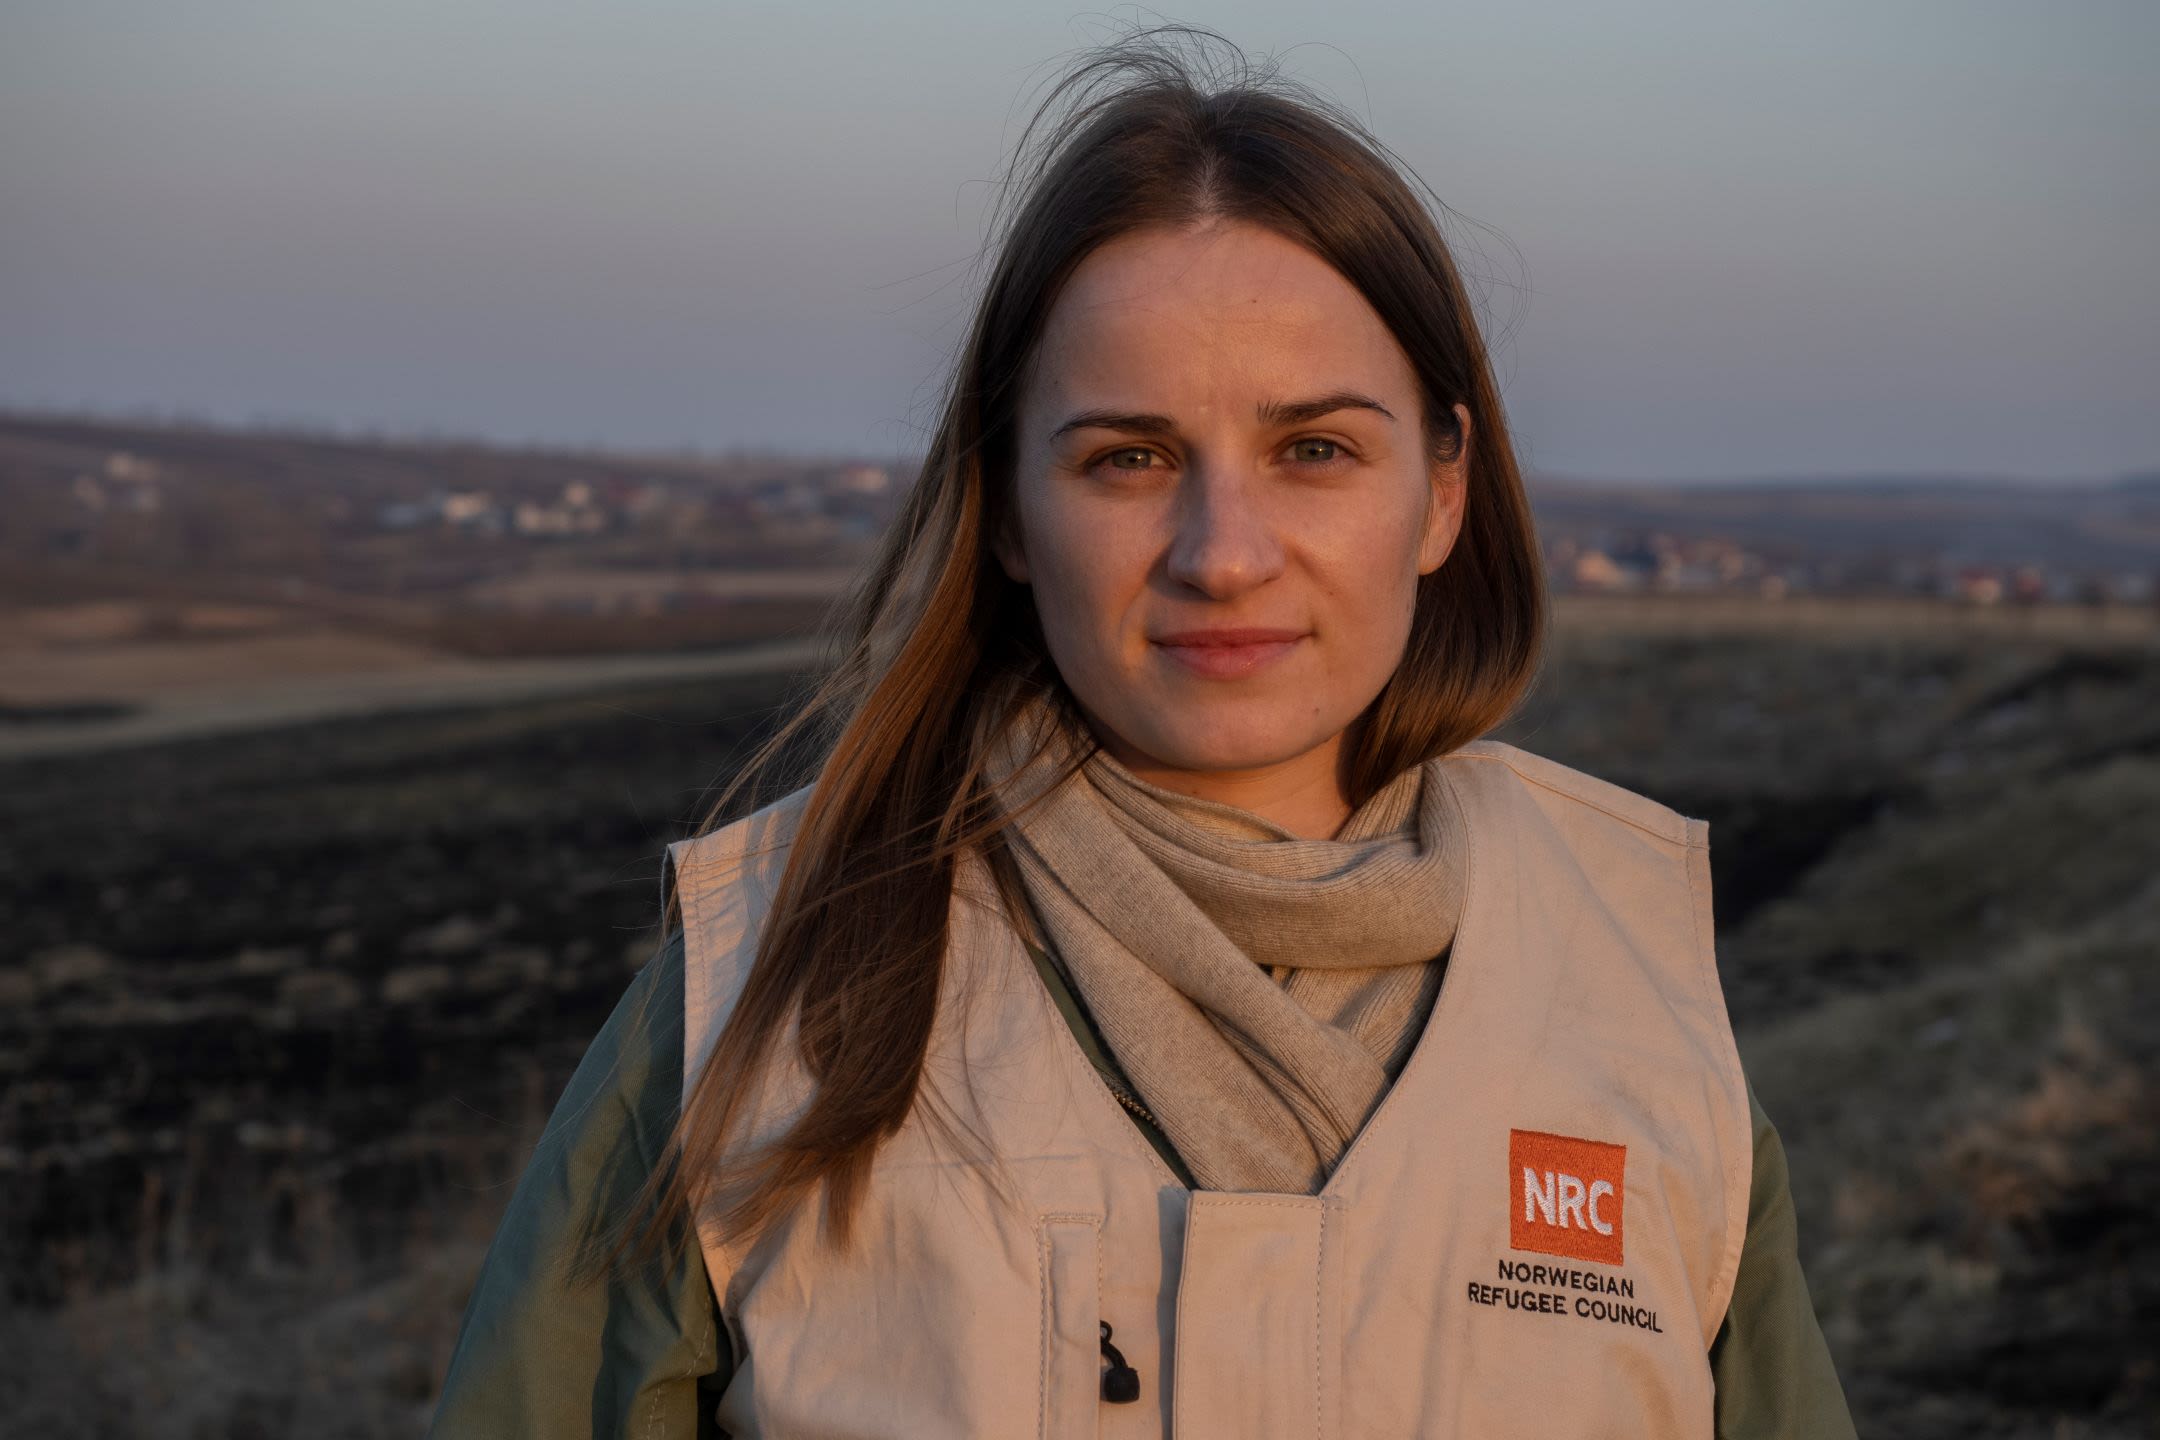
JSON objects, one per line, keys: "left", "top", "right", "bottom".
{"left": 1150, "top": 628, "right": 1307, "bottom": 680}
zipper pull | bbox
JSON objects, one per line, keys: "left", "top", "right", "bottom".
{"left": 1099, "top": 1320, "right": 1141, "bottom": 1403}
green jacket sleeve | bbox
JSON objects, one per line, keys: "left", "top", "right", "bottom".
{"left": 1709, "top": 1081, "right": 1857, "bottom": 1440}
{"left": 427, "top": 930, "right": 733, "bottom": 1439}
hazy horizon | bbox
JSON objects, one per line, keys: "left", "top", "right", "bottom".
{"left": 5, "top": 1, "right": 2154, "bottom": 481}
{"left": 9, "top": 402, "right": 2155, "bottom": 492}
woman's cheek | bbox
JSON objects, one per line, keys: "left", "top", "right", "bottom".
{"left": 1037, "top": 555, "right": 1127, "bottom": 681}
{"left": 1067, "top": 524, "right": 1151, "bottom": 663}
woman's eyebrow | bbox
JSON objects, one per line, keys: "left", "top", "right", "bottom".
{"left": 1050, "top": 390, "right": 1397, "bottom": 441}
{"left": 1260, "top": 391, "right": 1398, "bottom": 427}
{"left": 1050, "top": 408, "right": 1178, "bottom": 441}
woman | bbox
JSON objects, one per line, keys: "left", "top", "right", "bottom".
{"left": 430, "top": 28, "right": 1855, "bottom": 1439}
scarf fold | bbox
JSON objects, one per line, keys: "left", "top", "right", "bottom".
{"left": 984, "top": 692, "right": 1467, "bottom": 1194}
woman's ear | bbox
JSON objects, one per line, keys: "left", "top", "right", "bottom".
{"left": 1417, "top": 403, "right": 1473, "bottom": 576}
{"left": 991, "top": 516, "right": 1032, "bottom": 585}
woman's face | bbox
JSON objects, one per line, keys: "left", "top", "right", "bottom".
{"left": 999, "top": 218, "right": 1471, "bottom": 817}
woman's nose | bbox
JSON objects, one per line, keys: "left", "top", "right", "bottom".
{"left": 1163, "top": 468, "right": 1284, "bottom": 599}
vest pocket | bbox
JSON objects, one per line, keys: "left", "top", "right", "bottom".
{"left": 1038, "top": 1213, "right": 1104, "bottom": 1440}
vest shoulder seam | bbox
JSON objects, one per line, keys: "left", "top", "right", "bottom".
{"left": 1449, "top": 739, "right": 1696, "bottom": 847}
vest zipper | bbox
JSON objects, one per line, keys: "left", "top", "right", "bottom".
{"left": 1020, "top": 936, "right": 1192, "bottom": 1183}
{"left": 1105, "top": 1079, "right": 1160, "bottom": 1129}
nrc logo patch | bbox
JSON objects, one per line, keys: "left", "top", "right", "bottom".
{"left": 1509, "top": 1128, "right": 1626, "bottom": 1266}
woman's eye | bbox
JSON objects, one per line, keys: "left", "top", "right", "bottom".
{"left": 1289, "top": 437, "right": 1345, "bottom": 464}
{"left": 1098, "top": 447, "right": 1159, "bottom": 473}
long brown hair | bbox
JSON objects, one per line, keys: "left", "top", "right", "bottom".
{"left": 599, "top": 22, "right": 1547, "bottom": 1275}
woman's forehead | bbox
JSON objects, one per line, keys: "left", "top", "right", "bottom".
{"left": 1028, "top": 221, "right": 1416, "bottom": 425}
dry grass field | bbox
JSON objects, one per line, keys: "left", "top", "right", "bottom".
{"left": 2, "top": 597, "right": 2155, "bottom": 1437}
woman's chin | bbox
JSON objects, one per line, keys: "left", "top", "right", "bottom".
{"left": 1100, "top": 699, "right": 1342, "bottom": 779}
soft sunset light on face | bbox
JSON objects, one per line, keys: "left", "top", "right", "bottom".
{"left": 999, "top": 220, "right": 1471, "bottom": 814}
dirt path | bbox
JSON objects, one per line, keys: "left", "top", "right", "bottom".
{"left": 0, "top": 636, "right": 826, "bottom": 759}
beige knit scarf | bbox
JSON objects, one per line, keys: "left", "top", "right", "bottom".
{"left": 984, "top": 693, "right": 1468, "bottom": 1194}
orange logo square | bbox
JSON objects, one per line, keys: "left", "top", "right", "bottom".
{"left": 1509, "top": 1128, "right": 1626, "bottom": 1266}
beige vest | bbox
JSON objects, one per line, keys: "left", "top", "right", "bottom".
{"left": 668, "top": 740, "right": 1753, "bottom": 1438}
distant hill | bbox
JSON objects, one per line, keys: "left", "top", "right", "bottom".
{"left": 1526, "top": 471, "right": 2160, "bottom": 575}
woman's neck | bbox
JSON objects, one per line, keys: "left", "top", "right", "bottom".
{"left": 1094, "top": 731, "right": 1355, "bottom": 840}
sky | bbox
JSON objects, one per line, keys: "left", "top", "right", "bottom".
{"left": 3, "top": 1, "right": 2154, "bottom": 480}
